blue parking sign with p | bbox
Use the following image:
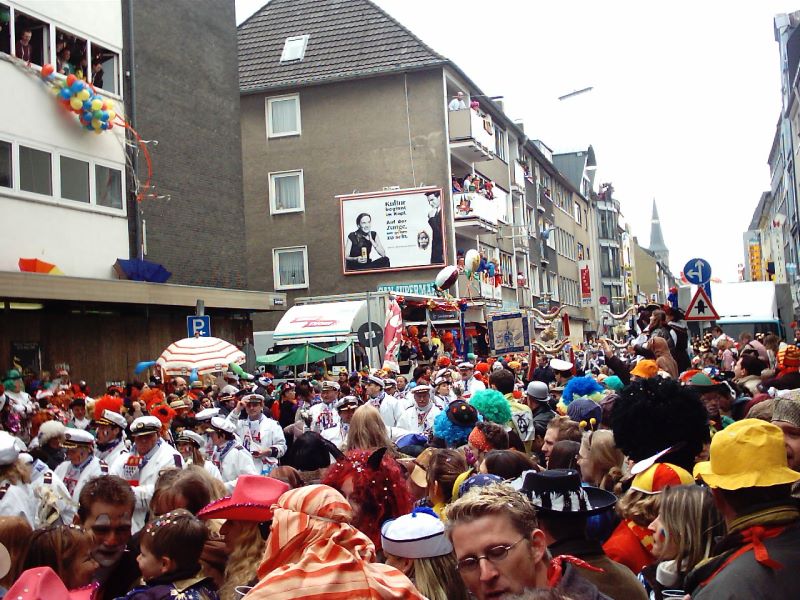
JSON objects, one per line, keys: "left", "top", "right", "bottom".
{"left": 187, "top": 315, "right": 211, "bottom": 338}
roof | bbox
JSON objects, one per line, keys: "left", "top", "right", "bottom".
{"left": 649, "top": 199, "right": 668, "bottom": 252}
{"left": 748, "top": 191, "right": 770, "bottom": 230}
{"left": 238, "top": 0, "right": 448, "bottom": 93}
{"left": 552, "top": 147, "right": 596, "bottom": 191}
{"left": 0, "top": 272, "right": 286, "bottom": 312}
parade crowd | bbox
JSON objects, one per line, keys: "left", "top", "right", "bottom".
{"left": 0, "top": 304, "right": 799, "bottom": 599}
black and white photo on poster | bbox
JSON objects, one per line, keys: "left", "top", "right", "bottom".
{"left": 339, "top": 188, "right": 445, "bottom": 274}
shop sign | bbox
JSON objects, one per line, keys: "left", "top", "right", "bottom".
{"left": 377, "top": 282, "right": 437, "bottom": 296}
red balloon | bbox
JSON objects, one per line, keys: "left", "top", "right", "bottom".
{"left": 66, "top": 74, "right": 77, "bottom": 87}
{"left": 41, "top": 64, "right": 54, "bottom": 78}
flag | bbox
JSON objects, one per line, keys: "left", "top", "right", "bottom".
{"left": 382, "top": 298, "right": 403, "bottom": 372}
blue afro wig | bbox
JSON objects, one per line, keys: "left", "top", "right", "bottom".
{"left": 469, "top": 389, "right": 512, "bottom": 424}
{"left": 562, "top": 375, "right": 604, "bottom": 406}
{"left": 433, "top": 410, "right": 478, "bottom": 447}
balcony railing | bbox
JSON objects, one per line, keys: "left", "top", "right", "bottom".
{"left": 453, "top": 192, "right": 505, "bottom": 225}
{"left": 458, "top": 272, "right": 502, "bottom": 302}
{"left": 448, "top": 108, "right": 495, "bottom": 162}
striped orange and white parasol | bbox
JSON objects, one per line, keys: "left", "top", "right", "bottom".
{"left": 156, "top": 336, "right": 245, "bottom": 376}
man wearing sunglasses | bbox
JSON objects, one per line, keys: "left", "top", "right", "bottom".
{"left": 445, "top": 484, "right": 610, "bottom": 599}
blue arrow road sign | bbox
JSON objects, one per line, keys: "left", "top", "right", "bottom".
{"left": 683, "top": 258, "right": 711, "bottom": 285}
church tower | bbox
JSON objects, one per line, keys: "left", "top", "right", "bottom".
{"left": 649, "top": 199, "right": 669, "bottom": 268}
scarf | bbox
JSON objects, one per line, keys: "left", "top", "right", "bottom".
{"left": 415, "top": 401, "right": 433, "bottom": 428}
{"left": 247, "top": 485, "right": 424, "bottom": 599}
{"left": 368, "top": 391, "right": 385, "bottom": 409}
{"left": 212, "top": 440, "right": 236, "bottom": 469}
{"left": 687, "top": 504, "right": 799, "bottom": 591}
{"left": 547, "top": 554, "right": 604, "bottom": 587}
{"left": 626, "top": 519, "right": 656, "bottom": 554}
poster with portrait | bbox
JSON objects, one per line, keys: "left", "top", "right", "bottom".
{"left": 339, "top": 187, "right": 446, "bottom": 274}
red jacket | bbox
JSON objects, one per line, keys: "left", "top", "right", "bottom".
{"left": 602, "top": 518, "right": 655, "bottom": 575}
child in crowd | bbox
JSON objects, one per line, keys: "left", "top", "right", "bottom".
{"left": 122, "top": 508, "right": 219, "bottom": 600}
{"left": 22, "top": 524, "right": 98, "bottom": 590}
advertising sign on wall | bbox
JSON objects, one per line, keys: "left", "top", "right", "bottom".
{"left": 578, "top": 260, "right": 593, "bottom": 306}
{"left": 339, "top": 187, "right": 446, "bottom": 274}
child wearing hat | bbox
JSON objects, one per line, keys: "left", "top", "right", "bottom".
{"left": 120, "top": 509, "right": 217, "bottom": 600}
{"left": 381, "top": 509, "right": 469, "bottom": 600}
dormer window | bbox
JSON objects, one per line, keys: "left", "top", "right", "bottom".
{"left": 280, "top": 35, "right": 309, "bottom": 62}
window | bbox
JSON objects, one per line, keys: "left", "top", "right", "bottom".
{"left": 269, "top": 170, "right": 304, "bottom": 213}
{"left": 267, "top": 95, "right": 301, "bottom": 137}
{"left": 54, "top": 29, "right": 86, "bottom": 78}
{"left": 280, "top": 34, "right": 309, "bottom": 62}
{"left": 574, "top": 201, "right": 581, "bottom": 224}
{"left": 0, "top": 3, "right": 10, "bottom": 56}
{"left": 577, "top": 242, "right": 585, "bottom": 261}
{"left": 273, "top": 246, "right": 308, "bottom": 290}
{"left": 495, "top": 127, "right": 507, "bottom": 161}
{"left": 530, "top": 265, "right": 540, "bottom": 296}
{"left": 500, "top": 252, "right": 514, "bottom": 287}
{"left": 19, "top": 145, "right": 51, "bottom": 195}
{"left": 0, "top": 140, "right": 11, "bottom": 188}
{"left": 95, "top": 164, "right": 123, "bottom": 209}
{"left": 90, "top": 42, "right": 120, "bottom": 95}
{"left": 549, "top": 273, "right": 558, "bottom": 301}
{"left": 60, "top": 156, "right": 89, "bottom": 203}
{"left": 13, "top": 10, "right": 49, "bottom": 66}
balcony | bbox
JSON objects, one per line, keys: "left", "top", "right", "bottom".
{"left": 511, "top": 161, "right": 527, "bottom": 196}
{"left": 517, "top": 286, "right": 533, "bottom": 309}
{"left": 453, "top": 192, "right": 501, "bottom": 235}
{"left": 448, "top": 108, "right": 495, "bottom": 163}
{"left": 457, "top": 272, "right": 502, "bottom": 303}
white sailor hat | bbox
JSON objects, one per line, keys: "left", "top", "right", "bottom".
{"left": 129, "top": 416, "right": 162, "bottom": 437}
{"left": 380, "top": 510, "right": 453, "bottom": 559}
{"left": 365, "top": 375, "right": 384, "bottom": 387}
{"left": 0, "top": 432, "right": 20, "bottom": 466}
{"left": 434, "top": 376, "right": 450, "bottom": 386}
{"left": 550, "top": 358, "right": 574, "bottom": 372}
{"left": 62, "top": 428, "right": 95, "bottom": 448}
{"left": 195, "top": 407, "right": 220, "bottom": 422}
{"left": 457, "top": 362, "right": 475, "bottom": 370}
{"left": 242, "top": 393, "right": 265, "bottom": 403}
{"left": 321, "top": 380, "right": 341, "bottom": 391}
{"left": 96, "top": 409, "right": 127, "bottom": 429}
{"left": 412, "top": 384, "right": 432, "bottom": 394}
{"left": 218, "top": 385, "right": 240, "bottom": 400}
{"left": 383, "top": 379, "right": 397, "bottom": 388}
{"left": 177, "top": 430, "right": 205, "bottom": 447}
{"left": 208, "top": 416, "right": 236, "bottom": 435}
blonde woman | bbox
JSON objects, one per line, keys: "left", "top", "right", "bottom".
{"left": 198, "top": 475, "right": 290, "bottom": 600}
{"left": 345, "top": 404, "right": 400, "bottom": 454}
{"left": 381, "top": 510, "right": 469, "bottom": 600}
{"left": 577, "top": 430, "right": 625, "bottom": 492}
{"left": 641, "top": 485, "right": 726, "bottom": 599}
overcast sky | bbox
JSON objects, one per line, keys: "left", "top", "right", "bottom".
{"left": 236, "top": 0, "right": 792, "bottom": 282}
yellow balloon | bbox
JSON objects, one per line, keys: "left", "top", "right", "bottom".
{"left": 78, "top": 89, "right": 91, "bottom": 101}
{"left": 107, "top": 110, "right": 116, "bottom": 122}
{"left": 70, "top": 97, "right": 83, "bottom": 110}
{"left": 105, "top": 100, "right": 114, "bottom": 111}
{"left": 91, "top": 98, "right": 103, "bottom": 111}
{"left": 91, "top": 118, "right": 102, "bottom": 129}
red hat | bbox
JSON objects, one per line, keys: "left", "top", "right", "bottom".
{"left": 197, "top": 475, "right": 290, "bottom": 522}
{"left": 475, "top": 362, "right": 490, "bottom": 374}
{"left": 6, "top": 567, "right": 97, "bottom": 600}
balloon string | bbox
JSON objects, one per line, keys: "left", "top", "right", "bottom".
{"left": 115, "top": 117, "right": 153, "bottom": 203}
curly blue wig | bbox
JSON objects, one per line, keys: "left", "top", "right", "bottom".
{"left": 433, "top": 410, "right": 477, "bottom": 447}
{"left": 469, "top": 389, "right": 512, "bottom": 424}
{"left": 562, "top": 375, "right": 604, "bottom": 406}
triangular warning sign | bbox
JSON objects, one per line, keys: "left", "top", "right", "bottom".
{"left": 685, "top": 287, "right": 719, "bottom": 321}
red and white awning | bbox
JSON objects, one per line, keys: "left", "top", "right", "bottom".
{"left": 156, "top": 336, "right": 245, "bottom": 376}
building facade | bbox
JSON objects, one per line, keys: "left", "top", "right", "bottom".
{"left": 0, "top": 0, "right": 284, "bottom": 389}
{"left": 239, "top": 0, "right": 598, "bottom": 344}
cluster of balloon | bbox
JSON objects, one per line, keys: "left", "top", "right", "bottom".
{"left": 463, "top": 249, "right": 481, "bottom": 278}
{"left": 40, "top": 65, "right": 116, "bottom": 133}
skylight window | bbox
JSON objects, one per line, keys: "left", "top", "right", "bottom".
{"left": 280, "top": 35, "right": 309, "bottom": 62}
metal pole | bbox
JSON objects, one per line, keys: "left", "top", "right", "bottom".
{"left": 366, "top": 291, "right": 374, "bottom": 368}
{"left": 196, "top": 299, "right": 204, "bottom": 317}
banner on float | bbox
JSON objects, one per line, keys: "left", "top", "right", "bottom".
{"left": 338, "top": 187, "right": 446, "bottom": 275}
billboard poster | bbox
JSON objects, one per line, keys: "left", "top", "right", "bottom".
{"left": 578, "top": 260, "right": 593, "bottom": 306}
{"left": 339, "top": 187, "right": 446, "bottom": 274}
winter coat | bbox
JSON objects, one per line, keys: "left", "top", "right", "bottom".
{"left": 650, "top": 337, "right": 678, "bottom": 378}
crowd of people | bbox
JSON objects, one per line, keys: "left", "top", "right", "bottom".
{"left": 0, "top": 301, "right": 799, "bottom": 599}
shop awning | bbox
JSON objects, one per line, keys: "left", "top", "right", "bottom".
{"left": 327, "top": 340, "right": 353, "bottom": 354}
{"left": 257, "top": 342, "right": 338, "bottom": 366}
{"left": 274, "top": 300, "right": 366, "bottom": 340}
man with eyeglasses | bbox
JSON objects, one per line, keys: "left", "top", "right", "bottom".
{"left": 445, "top": 484, "right": 610, "bottom": 599}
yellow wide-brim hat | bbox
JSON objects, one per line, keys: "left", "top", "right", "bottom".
{"left": 693, "top": 419, "right": 800, "bottom": 490}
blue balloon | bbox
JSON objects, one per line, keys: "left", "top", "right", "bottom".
{"left": 82, "top": 111, "right": 93, "bottom": 122}
{"left": 100, "top": 111, "right": 109, "bottom": 121}
{"left": 70, "top": 80, "right": 84, "bottom": 93}
{"left": 59, "top": 87, "right": 71, "bottom": 100}
{"left": 134, "top": 360, "right": 157, "bottom": 375}
{"left": 100, "top": 122, "right": 108, "bottom": 130}
{"left": 82, "top": 100, "right": 93, "bottom": 111}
